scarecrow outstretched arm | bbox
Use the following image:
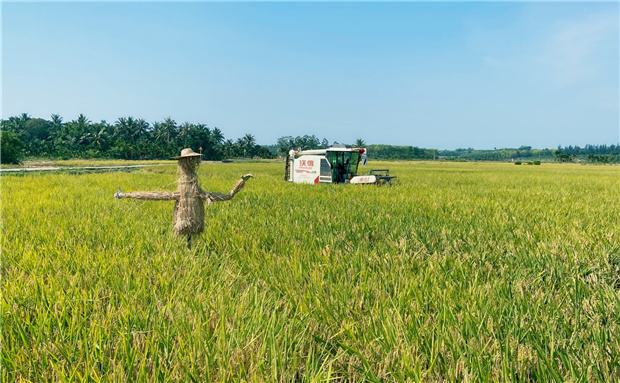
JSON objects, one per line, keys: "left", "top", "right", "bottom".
{"left": 115, "top": 188, "right": 179, "bottom": 201}
{"left": 202, "top": 174, "right": 253, "bottom": 203}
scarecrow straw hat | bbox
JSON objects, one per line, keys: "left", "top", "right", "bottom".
{"left": 173, "top": 148, "right": 203, "bottom": 159}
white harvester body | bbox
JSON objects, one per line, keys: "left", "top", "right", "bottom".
{"left": 286, "top": 145, "right": 394, "bottom": 185}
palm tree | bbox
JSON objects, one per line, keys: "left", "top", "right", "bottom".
{"left": 152, "top": 122, "right": 168, "bottom": 144}
{"left": 192, "top": 123, "right": 211, "bottom": 153}
{"left": 45, "top": 115, "right": 64, "bottom": 154}
{"left": 133, "top": 119, "right": 150, "bottom": 140}
{"left": 114, "top": 117, "right": 130, "bottom": 141}
{"left": 51, "top": 114, "right": 63, "bottom": 127}
{"left": 238, "top": 133, "right": 256, "bottom": 148}
{"left": 178, "top": 122, "right": 194, "bottom": 147}
{"left": 2, "top": 117, "right": 21, "bottom": 133}
{"left": 19, "top": 113, "right": 31, "bottom": 123}
{"left": 212, "top": 127, "right": 224, "bottom": 145}
{"left": 222, "top": 139, "right": 237, "bottom": 158}
{"left": 80, "top": 126, "right": 107, "bottom": 149}
{"left": 49, "top": 115, "right": 67, "bottom": 149}
{"left": 76, "top": 114, "right": 90, "bottom": 127}
{"left": 93, "top": 126, "right": 109, "bottom": 149}
{"left": 354, "top": 138, "right": 366, "bottom": 148}
{"left": 71, "top": 114, "right": 91, "bottom": 147}
{"left": 194, "top": 123, "right": 210, "bottom": 137}
{"left": 162, "top": 117, "right": 177, "bottom": 144}
{"left": 236, "top": 133, "right": 257, "bottom": 158}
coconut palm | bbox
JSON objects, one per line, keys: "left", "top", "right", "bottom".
{"left": 76, "top": 114, "right": 90, "bottom": 128}
{"left": 192, "top": 123, "right": 209, "bottom": 149}
{"left": 162, "top": 117, "right": 178, "bottom": 144}
{"left": 51, "top": 114, "right": 63, "bottom": 127}
{"left": 1, "top": 117, "right": 21, "bottom": 133}
{"left": 114, "top": 117, "right": 131, "bottom": 141}
{"left": 237, "top": 133, "right": 256, "bottom": 148}
{"left": 178, "top": 122, "right": 194, "bottom": 147}
{"left": 81, "top": 124, "right": 110, "bottom": 150}
{"left": 152, "top": 122, "right": 168, "bottom": 143}
{"left": 212, "top": 127, "right": 224, "bottom": 145}
{"left": 68, "top": 114, "right": 91, "bottom": 148}
{"left": 19, "top": 113, "right": 31, "bottom": 124}
{"left": 133, "top": 119, "right": 150, "bottom": 140}
{"left": 222, "top": 139, "right": 237, "bottom": 158}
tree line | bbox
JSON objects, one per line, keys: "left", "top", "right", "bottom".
{"left": 1, "top": 113, "right": 618, "bottom": 164}
{"left": 269, "top": 135, "right": 331, "bottom": 156}
{"left": 370, "top": 145, "right": 618, "bottom": 163}
{"left": 0, "top": 113, "right": 273, "bottom": 164}
{"left": 555, "top": 144, "right": 620, "bottom": 156}
{"left": 552, "top": 145, "right": 620, "bottom": 164}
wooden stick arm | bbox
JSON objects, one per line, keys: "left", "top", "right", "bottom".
{"left": 115, "top": 187, "right": 179, "bottom": 201}
{"left": 201, "top": 174, "right": 253, "bottom": 203}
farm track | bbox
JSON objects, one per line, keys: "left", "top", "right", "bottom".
{"left": 0, "top": 164, "right": 158, "bottom": 173}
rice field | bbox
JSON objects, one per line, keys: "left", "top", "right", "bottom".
{"left": 2, "top": 161, "right": 619, "bottom": 382}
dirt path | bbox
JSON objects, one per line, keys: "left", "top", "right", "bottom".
{"left": 0, "top": 164, "right": 158, "bottom": 173}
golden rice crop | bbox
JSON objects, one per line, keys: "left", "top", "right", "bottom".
{"left": 2, "top": 161, "right": 619, "bottom": 381}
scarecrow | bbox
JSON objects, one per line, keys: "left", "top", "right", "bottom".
{"left": 114, "top": 148, "right": 253, "bottom": 249}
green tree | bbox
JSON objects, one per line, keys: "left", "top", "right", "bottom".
{"left": 212, "top": 127, "right": 224, "bottom": 145}
{"left": 554, "top": 149, "right": 575, "bottom": 163}
{"left": 276, "top": 135, "right": 325, "bottom": 155}
{"left": 276, "top": 136, "right": 296, "bottom": 155}
{"left": 51, "top": 114, "right": 63, "bottom": 127}
{"left": 113, "top": 117, "right": 133, "bottom": 142}
{"left": 222, "top": 139, "right": 238, "bottom": 158}
{"left": 0, "top": 117, "right": 21, "bottom": 133}
{"left": 1, "top": 131, "right": 25, "bottom": 164}
{"left": 240, "top": 133, "right": 256, "bottom": 148}
{"left": 162, "top": 117, "right": 177, "bottom": 144}
{"left": 133, "top": 119, "right": 150, "bottom": 140}
{"left": 82, "top": 122, "right": 111, "bottom": 153}
{"left": 236, "top": 133, "right": 257, "bottom": 157}
{"left": 178, "top": 122, "right": 194, "bottom": 147}
{"left": 152, "top": 122, "right": 169, "bottom": 143}
{"left": 22, "top": 118, "right": 52, "bottom": 142}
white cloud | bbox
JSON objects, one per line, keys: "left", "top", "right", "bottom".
{"left": 535, "top": 12, "right": 618, "bottom": 85}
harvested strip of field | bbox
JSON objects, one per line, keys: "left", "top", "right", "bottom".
{"left": 0, "top": 164, "right": 156, "bottom": 173}
{"left": 2, "top": 162, "right": 619, "bottom": 381}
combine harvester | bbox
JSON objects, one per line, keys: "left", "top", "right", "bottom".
{"left": 285, "top": 145, "right": 395, "bottom": 185}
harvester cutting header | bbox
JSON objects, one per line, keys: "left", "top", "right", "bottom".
{"left": 285, "top": 145, "right": 395, "bottom": 185}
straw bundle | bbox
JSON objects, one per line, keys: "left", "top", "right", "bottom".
{"left": 173, "top": 156, "right": 205, "bottom": 236}
{"left": 122, "top": 191, "right": 179, "bottom": 201}
{"left": 204, "top": 177, "right": 248, "bottom": 204}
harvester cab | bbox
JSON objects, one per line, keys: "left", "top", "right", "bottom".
{"left": 285, "top": 145, "right": 395, "bottom": 185}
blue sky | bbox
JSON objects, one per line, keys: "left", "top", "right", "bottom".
{"left": 2, "top": 2, "right": 618, "bottom": 149}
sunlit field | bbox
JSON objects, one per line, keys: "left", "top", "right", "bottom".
{"left": 2, "top": 161, "right": 619, "bottom": 382}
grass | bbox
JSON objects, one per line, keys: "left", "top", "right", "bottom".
{"left": 2, "top": 161, "right": 619, "bottom": 381}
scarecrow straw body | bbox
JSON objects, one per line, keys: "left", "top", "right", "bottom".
{"left": 173, "top": 156, "right": 205, "bottom": 235}
{"left": 118, "top": 155, "right": 251, "bottom": 237}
